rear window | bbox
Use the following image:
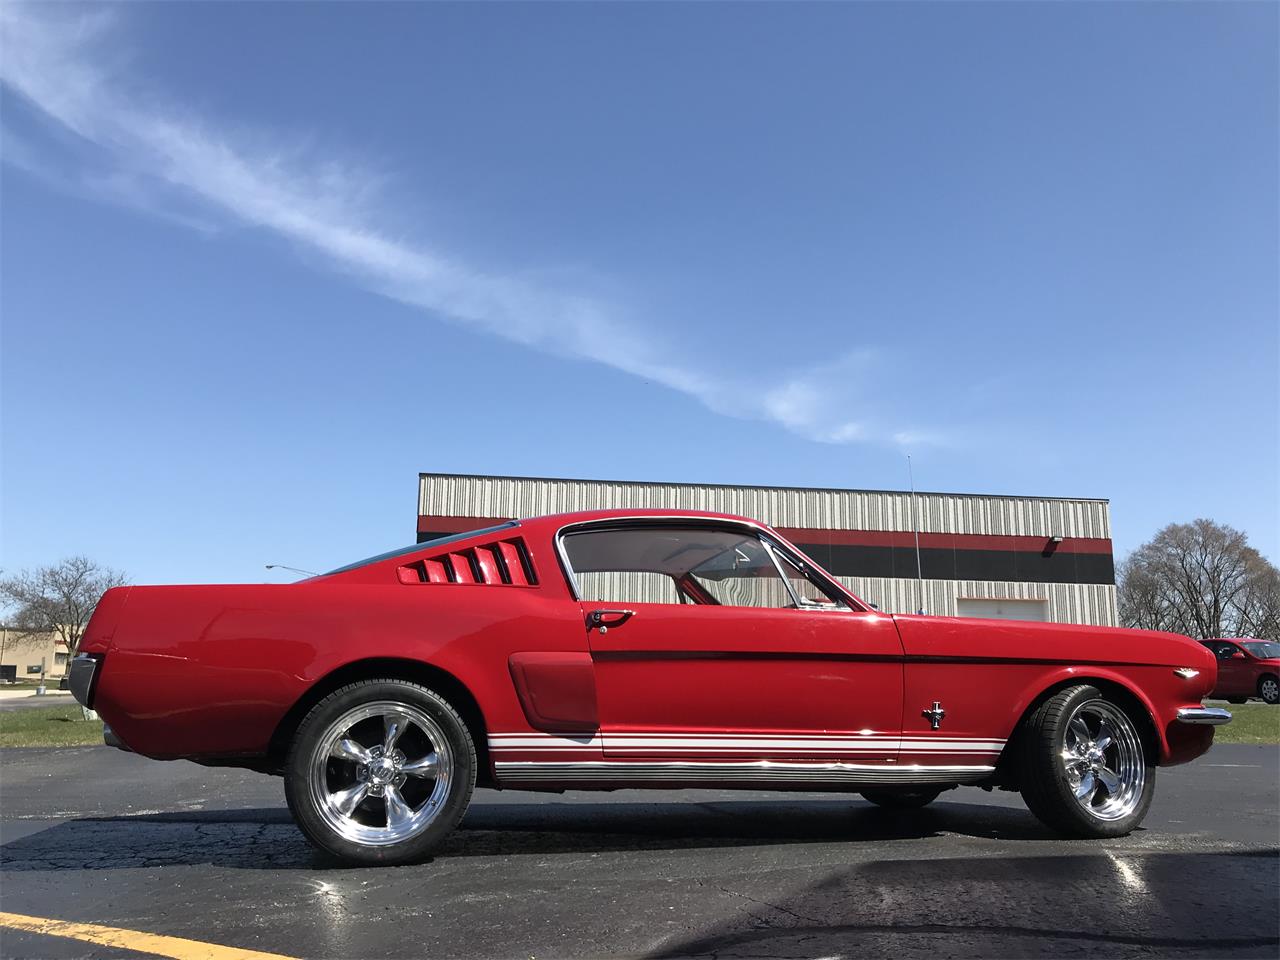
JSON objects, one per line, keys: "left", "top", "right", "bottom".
{"left": 324, "top": 522, "right": 518, "bottom": 575}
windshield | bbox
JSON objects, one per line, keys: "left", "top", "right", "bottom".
{"left": 1242, "top": 641, "right": 1280, "bottom": 660}
{"left": 324, "top": 522, "right": 518, "bottom": 575}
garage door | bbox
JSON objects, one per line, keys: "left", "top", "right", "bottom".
{"left": 955, "top": 597, "right": 1049, "bottom": 622}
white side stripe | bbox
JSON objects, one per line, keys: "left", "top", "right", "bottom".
{"left": 489, "top": 732, "right": 1006, "bottom": 752}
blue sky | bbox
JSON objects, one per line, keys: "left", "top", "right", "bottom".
{"left": 2, "top": 1, "right": 1276, "bottom": 584}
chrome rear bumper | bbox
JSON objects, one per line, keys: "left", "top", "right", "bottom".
{"left": 1176, "top": 706, "right": 1232, "bottom": 726}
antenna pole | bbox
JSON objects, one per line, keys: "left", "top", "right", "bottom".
{"left": 908, "top": 455, "right": 924, "bottom": 615}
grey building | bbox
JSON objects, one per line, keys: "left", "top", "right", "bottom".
{"left": 417, "top": 473, "right": 1118, "bottom": 626}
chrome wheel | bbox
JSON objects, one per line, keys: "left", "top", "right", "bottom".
{"left": 1059, "top": 699, "right": 1145, "bottom": 822}
{"left": 308, "top": 700, "right": 454, "bottom": 847}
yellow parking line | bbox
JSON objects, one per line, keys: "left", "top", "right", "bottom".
{"left": 0, "top": 911, "right": 299, "bottom": 960}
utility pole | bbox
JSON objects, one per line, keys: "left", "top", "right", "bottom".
{"left": 908, "top": 455, "right": 925, "bottom": 615}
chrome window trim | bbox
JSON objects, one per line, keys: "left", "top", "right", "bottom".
{"left": 761, "top": 539, "right": 804, "bottom": 608}
{"left": 554, "top": 515, "right": 866, "bottom": 611}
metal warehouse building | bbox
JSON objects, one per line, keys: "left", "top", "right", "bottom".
{"left": 417, "top": 473, "right": 1118, "bottom": 626}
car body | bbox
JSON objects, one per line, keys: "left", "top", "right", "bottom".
{"left": 70, "top": 509, "right": 1229, "bottom": 864}
{"left": 1198, "top": 639, "right": 1280, "bottom": 704}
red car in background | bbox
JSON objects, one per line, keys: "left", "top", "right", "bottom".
{"left": 68, "top": 509, "right": 1230, "bottom": 865}
{"left": 1199, "top": 639, "right": 1280, "bottom": 704}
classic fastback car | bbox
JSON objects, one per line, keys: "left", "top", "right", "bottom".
{"left": 70, "top": 510, "right": 1230, "bottom": 865}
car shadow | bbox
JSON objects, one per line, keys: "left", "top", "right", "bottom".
{"left": 644, "top": 848, "right": 1280, "bottom": 959}
{"left": 0, "top": 797, "right": 1066, "bottom": 872}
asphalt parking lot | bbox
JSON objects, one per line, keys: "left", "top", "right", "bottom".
{"left": 1, "top": 744, "right": 1277, "bottom": 960}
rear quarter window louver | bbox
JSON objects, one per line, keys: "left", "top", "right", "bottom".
{"left": 397, "top": 538, "right": 537, "bottom": 586}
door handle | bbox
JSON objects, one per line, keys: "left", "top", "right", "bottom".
{"left": 586, "top": 609, "right": 635, "bottom": 633}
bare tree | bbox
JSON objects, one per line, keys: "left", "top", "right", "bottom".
{"left": 0, "top": 557, "right": 129, "bottom": 659}
{"left": 1118, "top": 520, "right": 1279, "bottom": 641}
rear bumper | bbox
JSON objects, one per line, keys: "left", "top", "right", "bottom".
{"left": 1176, "top": 706, "right": 1232, "bottom": 726}
{"left": 103, "top": 725, "right": 132, "bottom": 752}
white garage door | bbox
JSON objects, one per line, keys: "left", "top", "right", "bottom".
{"left": 955, "top": 597, "right": 1049, "bottom": 622}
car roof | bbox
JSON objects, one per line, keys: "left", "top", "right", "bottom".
{"left": 517, "top": 508, "right": 767, "bottom": 532}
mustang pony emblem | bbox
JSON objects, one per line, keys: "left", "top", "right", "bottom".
{"left": 923, "top": 701, "right": 947, "bottom": 730}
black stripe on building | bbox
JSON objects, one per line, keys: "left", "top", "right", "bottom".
{"left": 796, "top": 543, "right": 1115, "bottom": 586}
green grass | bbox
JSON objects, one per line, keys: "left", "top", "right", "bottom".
{"left": 0, "top": 701, "right": 1274, "bottom": 750}
{"left": 0, "top": 704, "right": 104, "bottom": 748}
{"left": 1212, "top": 702, "right": 1280, "bottom": 744}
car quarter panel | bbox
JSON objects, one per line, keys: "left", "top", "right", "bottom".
{"left": 88, "top": 581, "right": 587, "bottom": 762}
{"left": 893, "top": 615, "right": 1219, "bottom": 766}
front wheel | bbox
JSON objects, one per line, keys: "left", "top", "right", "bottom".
{"left": 860, "top": 788, "right": 942, "bottom": 809}
{"left": 1017, "top": 685, "right": 1154, "bottom": 838}
{"left": 284, "top": 679, "right": 476, "bottom": 865}
{"left": 1259, "top": 676, "right": 1279, "bottom": 705}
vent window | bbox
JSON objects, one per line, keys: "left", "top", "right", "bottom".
{"left": 398, "top": 538, "right": 537, "bottom": 586}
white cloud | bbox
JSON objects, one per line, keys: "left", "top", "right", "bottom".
{"left": 0, "top": 3, "right": 916, "bottom": 446}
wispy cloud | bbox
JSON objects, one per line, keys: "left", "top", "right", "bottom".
{"left": 0, "top": 3, "right": 939, "bottom": 448}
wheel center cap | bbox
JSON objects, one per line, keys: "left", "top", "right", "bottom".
{"left": 371, "top": 758, "right": 397, "bottom": 782}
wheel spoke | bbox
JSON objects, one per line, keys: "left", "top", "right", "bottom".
{"left": 383, "top": 715, "right": 404, "bottom": 753}
{"left": 1096, "top": 766, "right": 1122, "bottom": 796}
{"left": 331, "top": 782, "right": 370, "bottom": 817}
{"left": 1068, "top": 717, "right": 1092, "bottom": 748}
{"left": 1073, "top": 771, "right": 1097, "bottom": 801}
{"left": 384, "top": 784, "right": 413, "bottom": 828}
{"left": 1095, "top": 721, "right": 1115, "bottom": 753}
{"left": 331, "top": 738, "right": 373, "bottom": 765}
{"left": 401, "top": 752, "right": 439, "bottom": 779}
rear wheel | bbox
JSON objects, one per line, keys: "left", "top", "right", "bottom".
{"left": 860, "top": 788, "right": 942, "bottom": 810}
{"left": 285, "top": 679, "right": 476, "bottom": 865}
{"left": 1259, "top": 676, "right": 1279, "bottom": 705}
{"left": 1017, "top": 684, "right": 1154, "bottom": 838}
{"left": 1227, "top": 697, "right": 1248, "bottom": 705}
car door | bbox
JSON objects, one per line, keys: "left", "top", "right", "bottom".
{"left": 1215, "top": 642, "right": 1251, "bottom": 696}
{"left": 559, "top": 520, "right": 904, "bottom": 766}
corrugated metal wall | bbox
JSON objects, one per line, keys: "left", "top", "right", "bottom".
{"left": 844, "top": 577, "right": 1118, "bottom": 627}
{"left": 418, "top": 474, "right": 1118, "bottom": 625}
{"left": 420, "top": 474, "right": 1111, "bottom": 539}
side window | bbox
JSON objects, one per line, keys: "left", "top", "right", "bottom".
{"left": 561, "top": 525, "right": 848, "bottom": 610}
{"left": 575, "top": 570, "right": 683, "bottom": 604}
{"left": 685, "top": 537, "right": 795, "bottom": 608}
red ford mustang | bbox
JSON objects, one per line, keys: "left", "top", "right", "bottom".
{"left": 70, "top": 510, "right": 1230, "bottom": 865}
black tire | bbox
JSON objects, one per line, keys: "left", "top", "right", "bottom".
{"left": 1227, "top": 697, "right": 1248, "bottom": 705}
{"left": 284, "top": 678, "right": 476, "bottom": 866}
{"left": 1017, "top": 684, "right": 1155, "bottom": 838}
{"left": 1259, "top": 676, "right": 1280, "bottom": 705}
{"left": 860, "top": 788, "right": 943, "bottom": 810}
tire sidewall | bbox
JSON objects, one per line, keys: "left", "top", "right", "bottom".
{"left": 285, "top": 679, "right": 476, "bottom": 865}
{"left": 1020, "top": 684, "right": 1155, "bottom": 838}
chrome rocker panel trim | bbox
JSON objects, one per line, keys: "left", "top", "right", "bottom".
{"left": 1175, "top": 706, "right": 1232, "bottom": 726}
{"left": 495, "top": 760, "right": 995, "bottom": 785}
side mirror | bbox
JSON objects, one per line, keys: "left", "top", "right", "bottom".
{"left": 1232, "top": 650, "right": 1247, "bottom": 659}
